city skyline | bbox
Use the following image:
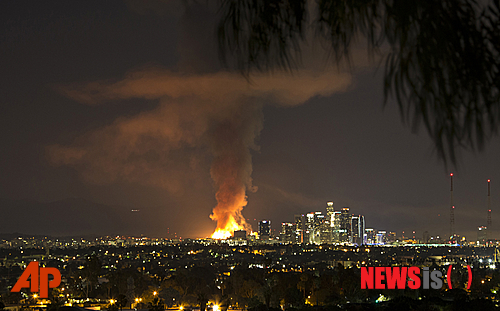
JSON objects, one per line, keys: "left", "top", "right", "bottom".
{"left": 1, "top": 1, "right": 500, "bottom": 240}
{"left": 0, "top": 184, "right": 494, "bottom": 244}
{"left": 0, "top": 173, "right": 497, "bottom": 240}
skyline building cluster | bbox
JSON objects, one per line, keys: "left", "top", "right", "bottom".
{"left": 273, "top": 201, "right": 393, "bottom": 245}
{"left": 247, "top": 176, "right": 494, "bottom": 246}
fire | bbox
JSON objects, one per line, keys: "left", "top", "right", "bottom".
{"left": 211, "top": 229, "right": 234, "bottom": 240}
{"left": 209, "top": 195, "right": 248, "bottom": 239}
{"left": 208, "top": 118, "right": 254, "bottom": 239}
{"left": 211, "top": 214, "right": 247, "bottom": 238}
{"left": 211, "top": 214, "right": 243, "bottom": 239}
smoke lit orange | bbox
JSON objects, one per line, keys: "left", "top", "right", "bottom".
{"left": 209, "top": 118, "right": 256, "bottom": 239}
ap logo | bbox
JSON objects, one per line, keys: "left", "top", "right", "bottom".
{"left": 11, "top": 262, "right": 61, "bottom": 298}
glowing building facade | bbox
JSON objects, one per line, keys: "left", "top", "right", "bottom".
{"left": 258, "top": 220, "right": 271, "bottom": 239}
{"left": 280, "top": 222, "right": 295, "bottom": 243}
{"left": 350, "top": 215, "right": 365, "bottom": 245}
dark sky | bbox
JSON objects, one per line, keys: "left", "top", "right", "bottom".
{"left": 1, "top": 0, "right": 499, "bottom": 240}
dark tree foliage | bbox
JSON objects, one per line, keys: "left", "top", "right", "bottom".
{"left": 148, "top": 297, "right": 165, "bottom": 311}
{"left": 117, "top": 294, "right": 128, "bottom": 311}
{"left": 107, "top": 302, "right": 119, "bottom": 311}
{"left": 81, "top": 254, "right": 101, "bottom": 298}
{"left": 217, "top": 0, "right": 500, "bottom": 165}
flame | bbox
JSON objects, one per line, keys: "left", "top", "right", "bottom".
{"left": 211, "top": 216, "right": 243, "bottom": 239}
{"left": 211, "top": 229, "right": 234, "bottom": 239}
{"left": 210, "top": 190, "right": 249, "bottom": 239}
{"left": 211, "top": 223, "right": 246, "bottom": 239}
{"left": 210, "top": 216, "right": 246, "bottom": 239}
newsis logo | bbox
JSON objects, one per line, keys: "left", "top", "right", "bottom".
{"left": 361, "top": 265, "right": 472, "bottom": 290}
{"left": 11, "top": 262, "right": 61, "bottom": 298}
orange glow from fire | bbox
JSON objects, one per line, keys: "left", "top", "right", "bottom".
{"left": 210, "top": 195, "right": 248, "bottom": 239}
{"left": 209, "top": 180, "right": 250, "bottom": 239}
{"left": 211, "top": 214, "right": 243, "bottom": 239}
{"left": 212, "top": 227, "right": 238, "bottom": 239}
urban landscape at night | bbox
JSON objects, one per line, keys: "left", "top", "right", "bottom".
{"left": 4, "top": 0, "right": 500, "bottom": 310}
{"left": 2, "top": 195, "right": 500, "bottom": 311}
{"left": 2, "top": 230, "right": 500, "bottom": 311}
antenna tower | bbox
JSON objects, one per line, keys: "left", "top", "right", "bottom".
{"left": 450, "top": 173, "right": 454, "bottom": 239}
{"left": 488, "top": 179, "right": 492, "bottom": 240}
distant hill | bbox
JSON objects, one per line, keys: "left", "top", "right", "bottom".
{"left": 0, "top": 198, "right": 148, "bottom": 237}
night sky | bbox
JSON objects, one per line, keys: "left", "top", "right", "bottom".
{"left": 1, "top": 1, "right": 499, "bottom": 240}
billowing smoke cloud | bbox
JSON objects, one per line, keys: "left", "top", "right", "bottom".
{"left": 209, "top": 103, "right": 262, "bottom": 237}
{"left": 49, "top": 69, "right": 351, "bottom": 237}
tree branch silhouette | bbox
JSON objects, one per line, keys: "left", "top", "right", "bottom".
{"left": 217, "top": 0, "right": 500, "bottom": 165}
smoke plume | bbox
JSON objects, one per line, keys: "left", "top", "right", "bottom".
{"left": 49, "top": 69, "right": 351, "bottom": 237}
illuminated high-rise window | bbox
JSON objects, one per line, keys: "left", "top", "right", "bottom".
{"left": 258, "top": 220, "right": 271, "bottom": 239}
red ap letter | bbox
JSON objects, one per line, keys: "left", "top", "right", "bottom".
{"left": 11, "top": 262, "right": 39, "bottom": 293}
{"left": 40, "top": 268, "right": 61, "bottom": 298}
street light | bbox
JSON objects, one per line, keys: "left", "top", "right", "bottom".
{"left": 110, "top": 299, "right": 116, "bottom": 304}
{"left": 153, "top": 291, "right": 158, "bottom": 296}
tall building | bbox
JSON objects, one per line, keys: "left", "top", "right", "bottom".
{"left": 339, "top": 207, "right": 351, "bottom": 243}
{"left": 376, "top": 230, "right": 387, "bottom": 244}
{"left": 306, "top": 213, "right": 315, "bottom": 243}
{"left": 319, "top": 219, "right": 332, "bottom": 244}
{"left": 294, "top": 214, "right": 305, "bottom": 243}
{"left": 280, "top": 222, "right": 295, "bottom": 243}
{"left": 326, "top": 201, "right": 335, "bottom": 218}
{"left": 307, "top": 212, "right": 319, "bottom": 244}
{"left": 313, "top": 212, "right": 331, "bottom": 244}
{"left": 258, "top": 220, "right": 271, "bottom": 239}
{"left": 365, "top": 228, "right": 376, "bottom": 244}
{"left": 350, "top": 215, "right": 365, "bottom": 245}
{"left": 331, "top": 211, "right": 341, "bottom": 243}
{"left": 360, "top": 216, "right": 366, "bottom": 244}
{"left": 324, "top": 202, "right": 335, "bottom": 243}
{"left": 351, "top": 216, "right": 359, "bottom": 244}
{"left": 314, "top": 212, "right": 325, "bottom": 226}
